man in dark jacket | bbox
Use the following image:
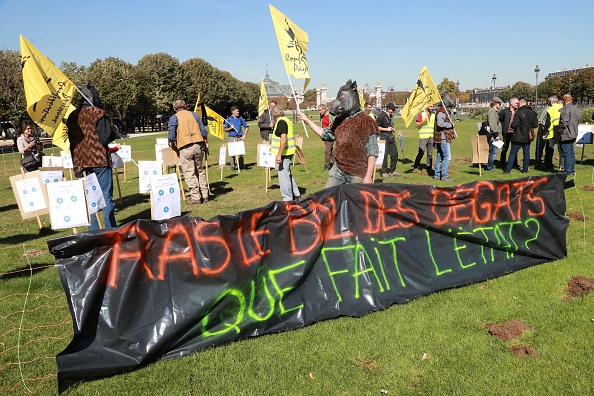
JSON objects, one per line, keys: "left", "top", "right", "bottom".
{"left": 504, "top": 99, "right": 538, "bottom": 174}
{"left": 498, "top": 97, "right": 519, "bottom": 168}
{"left": 258, "top": 100, "right": 276, "bottom": 142}
{"left": 558, "top": 94, "right": 580, "bottom": 175}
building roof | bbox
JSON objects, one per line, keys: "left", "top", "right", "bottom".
{"left": 263, "top": 70, "right": 293, "bottom": 97}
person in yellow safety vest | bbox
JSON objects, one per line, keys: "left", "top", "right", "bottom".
{"left": 413, "top": 104, "right": 435, "bottom": 174}
{"left": 270, "top": 107, "right": 301, "bottom": 202}
{"left": 537, "top": 95, "right": 562, "bottom": 171}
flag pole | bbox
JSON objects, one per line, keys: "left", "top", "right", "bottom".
{"left": 286, "top": 74, "right": 309, "bottom": 138}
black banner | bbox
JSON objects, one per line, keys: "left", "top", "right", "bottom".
{"left": 48, "top": 175, "right": 568, "bottom": 392}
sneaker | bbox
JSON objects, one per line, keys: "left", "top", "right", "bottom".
{"left": 187, "top": 199, "right": 199, "bottom": 205}
{"left": 381, "top": 173, "right": 390, "bottom": 178}
{"left": 201, "top": 197, "right": 209, "bottom": 204}
{"left": 441, "top": 177, "right": 455, "bottom": 182}
{"left": 389, "top": 171, "right": 402, "bottom": 177}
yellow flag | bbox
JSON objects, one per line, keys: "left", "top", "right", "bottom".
{"left": 193, "top": 93, "right": 201, "bottom": 113}
{"left": 269, "top": 4, "right": 310, "bottom": 80}
{"left": 203, "top": 105, "right": 225, "bottom": 140}
{"left": 20, "top": 35, "right": 75, "bottom": 151}
{"left": 258, "top": 78, "right": 268, "bottom": 118}
{"left": 358, "top": 87, "right": 365, "bottom": 111}
{"left": 400, "top": 66, "right": 443, "bottom": 128}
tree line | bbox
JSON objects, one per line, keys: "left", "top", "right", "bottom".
{"left": 0, "top": 50, "right": 260, "bottom": 132}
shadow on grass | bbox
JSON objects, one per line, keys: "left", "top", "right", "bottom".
{"left": 114, "top": 193, "right": 150, "bottom": 210}
{"left": 0, "top": 263, "right": 52, "bottom": 280}
{"left": 0, "top": 203, "right": 18, "bottom": 213}
{"left": 118, "top": 208, "right": 152, "bottom": 225}
{"left": 0, "top": 227, "right": 59, "bottom": 246}
{"left": 209, "top": 181, "right": 234, "bottom": 199}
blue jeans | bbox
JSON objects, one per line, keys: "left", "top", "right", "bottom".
{"left": 559, "top": 139, "right": 576, "bottom": 174}
{"left": 326, "top": 164, "right": 364, "bottom": 187}
{"left": 278, "top": 155, "right": 300, "bottom": 201}
{"left": 86, "top": 166, "right": 116, "bottom": 231}
{"left": 433, "top": 141, "right": 451, "bottom": 180}
{"left": 487, "top": 141, "right": 498, "bottom": 170}
{"left": 505, "top": 142, "right": 530, "bottom": 173}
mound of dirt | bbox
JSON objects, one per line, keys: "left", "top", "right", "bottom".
{"left": 583, "top": 185, "right": 594, "bottom": 191}
{"left": 510, "top": 344, "right": 538, "bottom": 357}
{"left": 485, "top": 318, "right": 533, "bottom": 342}
{"left": 567, "top": 212, "right": 587, "bottom": 221}
{"left": 565, "top": 276, "right": 594, "bottom": 300}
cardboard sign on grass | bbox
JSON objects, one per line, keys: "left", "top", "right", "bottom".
{"left": 375, "top": 140, "right": 386, "bottom": 167}
{"left": 42, "top": 155, "right": 62, "bottom": 167}
{"left": 472, "top": 135, "right": 489, "bottom": 164}
{"left": 46, "top": 180, "right": 89, "bottom": 229}
{"left": 576, "top": 124, "right": 593, "bottom": 145}
{"left": 40, "top": 169, "right": 64, "bottom": 185}
{"left": 227, "top": 140, "right": 246, "bottom": 157}
{"left": 218, "top": 145, "right": 227, "bottom": 166}
{"left": 111, "top": 152, "right": 124, "bottom": 169}
{"left": 83, "top": 173, "right": 105, "bottom": 215}
{"left": 150, "top": 173, "right": 181, "bottom": 221}
{"left": 257, "top": 144, "right": 275, "bottom": 168}
{"left": 138, "top": 161, "right": 162, "bottom": 193}
{"left": 11, "top": 172, "right": 48, "bottom": 217}
{"left": 118, "top": 145, "right": 132, "bottom": 162}
{"left": 60, "top": 151, "right": 73, "bottom": 169}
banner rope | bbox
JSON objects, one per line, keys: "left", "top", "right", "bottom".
{"left": 17, "top": 244, "right": 34, "bottom": 394}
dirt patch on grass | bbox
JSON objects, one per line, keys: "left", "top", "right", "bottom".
{"left": 510, "top": 344, "right": 538, "bottom": 357}
{"left": 565, "top": 276, "right": 594, "bottom": 300}
{"left": 351, "top": 357, "right": 380, "bottom": 372}
{"left": 567, "top": 211, "right": 587, "bottom": 221}
{"left": 485, "top": 318, "right": 533, "bottom": 342}
{"left": 23, "top": 249, "right": 46, "bottom": 258}
{"left": 583, "top": 185, "right": 594, "bottom": 191}
{"left": 310, "top": 178, "right": 326, "bottom": 185}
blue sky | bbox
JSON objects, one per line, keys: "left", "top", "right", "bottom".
{"left": 1, "top": 0, "right": 592, "bottom": 96}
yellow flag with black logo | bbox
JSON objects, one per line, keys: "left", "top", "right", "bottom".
{"left": 20, "top": 35, "right": 75, "bottom": 151}
{"left": 269, "top": 4, "right": 310, "bottom": 80}
{"left": 258, "top": 78, "right": 268, "bottom": 118}
{"left": 204, "top": 105, "right": 225, "bottom": 140}
{"left": 400, "top": 66, "right": 442, "bottom": 128}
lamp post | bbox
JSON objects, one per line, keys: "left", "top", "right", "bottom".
{"left": 456, "top": 80, "right": 460, "bottom": 107}
{"left": 534, "top": 65, "right": 540, "bottom": 108}
{"left": 569, "top": 77, "right": 572, "bottom": 95}
{"left": 534, "top": 65, "right": 541, "bottom": 166}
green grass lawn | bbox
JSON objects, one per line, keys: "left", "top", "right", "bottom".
{"left": 1, "top": 114, "right": 593, "bottom": 395}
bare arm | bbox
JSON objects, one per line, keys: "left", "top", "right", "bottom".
{"left": 362, "top": 155, "right": 376, "bottom": 184}
{"left": 298, "top": 112, "right": 324, "bottom": 137}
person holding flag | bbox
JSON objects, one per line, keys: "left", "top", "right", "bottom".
{"left": 224, "top": 106, "right": 249, "bottom": 170}
{"left": 413, "top": 104, "right": 435, "bottom": 174}
{"left": 66, "top": 83, "right": 120, "bottom": 230}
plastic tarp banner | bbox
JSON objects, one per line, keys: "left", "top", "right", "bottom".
{"left": 48, "top": 175, "right": 568, "bottom": 392}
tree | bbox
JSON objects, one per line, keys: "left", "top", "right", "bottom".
{"left": 0, "top": 49, "right": 26, "bottom": 122}
{"left": 136, "top": 53, "right": 183, "bottom": 116}
{"left": 437, "top": 78, "right": 456, "bottom": 94}
{"left": 303, "top": 88, "right": 316, "bottom": 102}
{"left": 86, "top": 57, "right": 138, "bottom": 119}
{"left": 60, "top": 61, "right": 88, "bottom": 85}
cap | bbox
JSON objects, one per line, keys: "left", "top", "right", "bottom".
{"left": 492, "top": 96, "right": 503, "bottom": 104}
{"left": 386, "top": 102, "right": 397, "bottom": 111}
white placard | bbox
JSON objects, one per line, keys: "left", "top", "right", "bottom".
{"left": 46, "top": 180, "right": 89, "bottom": 229}
{"left": 576, "top": 124, "right": 593, "bottom": 145}
{"left": 111, "top": 152, "right": 124, "bottom": 169}
{"left": 40, "top": 170, "right": 63, "bottom": 185}
{"left": 227, "top": 140, "right": 246, "bottom": 157}
{"left": 42, "top": 155, "right": 62, "bottom": 167}
{"left": 257, "top": 144, "right": 275, "bottom": 168}
{"left": 138, "top": 161, "right": 162, "bottom": 193}
{"left": 218, "top": 146, "right": 227, "bottom": 166}
{"left": 60, "top": 151, "right": 73, "bottom": 169}
{"left": 155, "top": 143, "right": 169, "bottom": 163}
{"left": 150, "top": 174, "right": 181, "bottom": 221}
{"left": 83, "top": 173, "right": 106, "bottom": 215}
{"left": 156, "top": 138, "right": 169, "bottom": 145}
{"left": 492, "top": 139, "right": 504, "bottom": 149}
{"left": 118, "top": 145, "right": 132, "bottom": 162}
{"left": 15, "top": 177, "right": 47, "bottom": 213}
{"left": 375, "top": 140, "right": 386, "bottom": 167}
